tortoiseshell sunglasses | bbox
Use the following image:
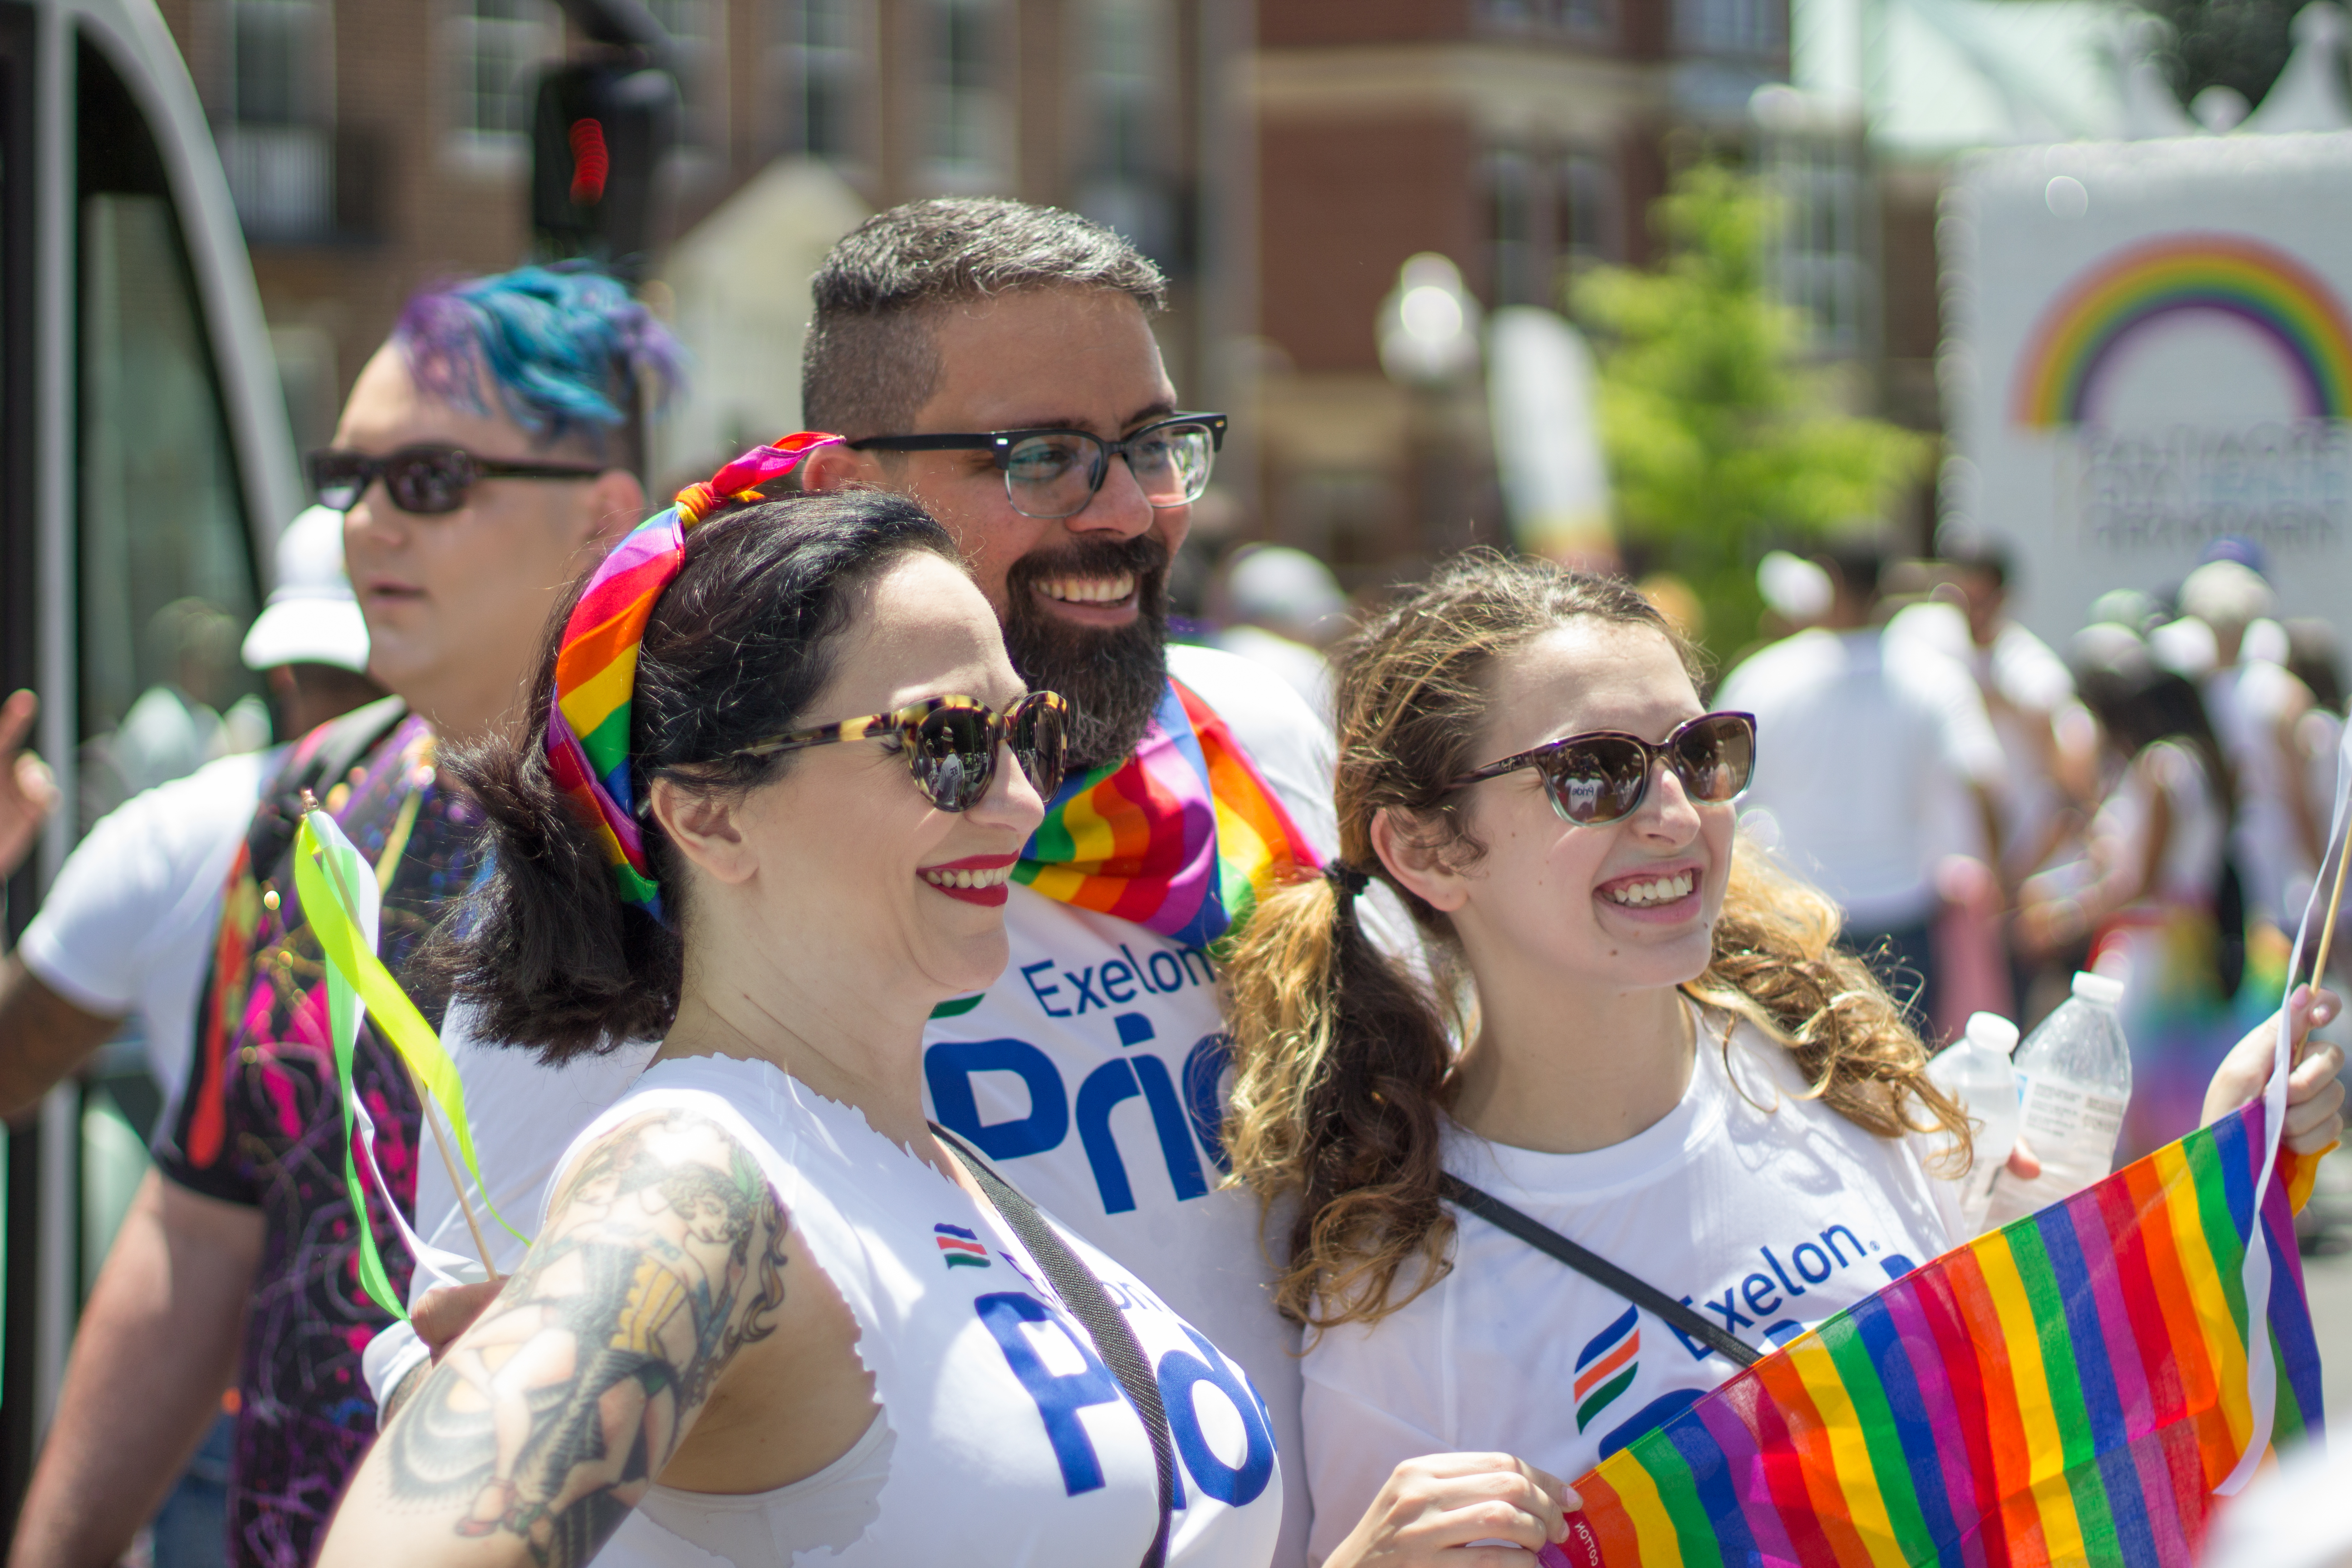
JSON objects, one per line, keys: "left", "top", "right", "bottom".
{"left": 733, "top": 692, "right": 1070, "bottom": 812}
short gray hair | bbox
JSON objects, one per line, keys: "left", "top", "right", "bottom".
{"left": 801, "top": 198, "right": 1167, "bottom": 440}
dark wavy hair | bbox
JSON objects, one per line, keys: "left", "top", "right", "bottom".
{"left": 431, "top": 490, "right": 957, "bottom": 1060}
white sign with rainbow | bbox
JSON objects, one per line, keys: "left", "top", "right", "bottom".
{"left": 1943, "top": 133, "right": 2352, "bottom": 641}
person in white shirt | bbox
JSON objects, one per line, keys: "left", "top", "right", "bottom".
{"left": 372, "top": 198, "right": 1372, "bottom": 1568}
{"left": 2182, "top": 558, "right": 2324, "bottom": 933}
{"left": 320, "top": 483, "right": 1284, "bottom": 1568}
{"left": 1212, "top": 553, "right": 2346, "bottom": 1568}
{"left": 2016, "top": 632, "right": 2241, "bottom": 1162}
{"left": 0, "top": 503, "right": 377, "bottom": 1568}
{"left": 1717, "top": 544, "right": 2006, "bottom": 1031}
{"left": 0, "top": 505, "right": 378, "bottom": 1122}
{"left": 1214, "top": 545, "right": 1348, "bottom": 716}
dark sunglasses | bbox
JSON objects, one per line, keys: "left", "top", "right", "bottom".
{"left": 847, "top": 413, "right": 1228, "bottom": 520}
{"left": 733, "top": 692, "right": 1070, "bottom": 813}
{"left": 309, "top": 445, "right": 607, "bottom": 515}
{"left": 1455, "top": 711, "right": 1757, "bottom": 827}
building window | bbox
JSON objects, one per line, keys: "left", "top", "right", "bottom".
{"left": 1483, "top": 147, "right": 1620, "bottom": 309}
{"left": 1075, "top": 0, "right": 1174, "bottom": 263}
{"left": 1761, "top": 127, "right": 1869, "bottom": 353}
{"left": 1475, "top": 0, "right": 1614, "bottom": 38}
{"left": 220, "top": 0, "right": 332, "bottom": 239}
{"left": 1559, "top": 151, "right": 1619, "bottom": 265}
{"left": 229, "top": 0, "right": 319, "bottom": 127}
{"left": 643, "top": 0, "right": 718, "bottom": 154}
{"left": 927, "top": 0, "right": 1005, "bottom": 191}
{"left": 777, "top": 0, "right": 867, "bottom": 162}
{"left": 1485, "top": 150, "right": 1545, "bottom": 307}
{"left": 449, "top": 0, "right": 559, "bottom": 145}
{"left": 1675, "top": 0, "right": 1785, "bottom": 55}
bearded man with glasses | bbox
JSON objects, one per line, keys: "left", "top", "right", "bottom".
{"left": 372, "top": 201, "right": 1344, "bottom": 1568}
{"left": 9, "top": 265, "right": 677, "bottom": 1568}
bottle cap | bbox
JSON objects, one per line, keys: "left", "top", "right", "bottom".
{"left": 1964, "top": 1011, "right": 2021, "bottom": 1056}
{"left": 2071, "top": 970, "right": 2127, "bottom": 1008}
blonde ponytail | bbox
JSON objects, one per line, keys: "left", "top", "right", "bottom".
{"left": 1223, "top": 871, "right": 1461, "bottom": 1330}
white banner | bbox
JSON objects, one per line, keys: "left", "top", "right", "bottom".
{"left": 1943, "top": 133, "right": 2352, "bottom": 641}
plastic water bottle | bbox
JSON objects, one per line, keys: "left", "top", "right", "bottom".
{"left": 1986, "top": 972, "right": 2132, "bottom": 1225}
{"left": 1926, "top": 1011, "right": 2023, "bottom": 1234}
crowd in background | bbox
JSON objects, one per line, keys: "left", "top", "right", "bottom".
{"left": 0, "top": 212, "right": 2341, "bottom": 1567}
{"left": 1190, "top": 529, "right": 2348, "bottom": 1181}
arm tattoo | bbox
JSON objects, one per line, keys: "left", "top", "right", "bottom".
{"left": 384, "top": 1107, "right": 790, "bottom": 1567}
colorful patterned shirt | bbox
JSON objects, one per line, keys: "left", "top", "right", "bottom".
{"left": 157, "top": 711, "right": 480, "bottom": 1568}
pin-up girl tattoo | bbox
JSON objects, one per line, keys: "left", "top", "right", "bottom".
{"left": 384, "top": 1108, "right": 790, "bottom": 1567}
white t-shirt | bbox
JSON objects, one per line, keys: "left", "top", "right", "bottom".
{"left": 18, "top": 747, "right": 279, "bottom": 1109}
{"left": 1719, "top": 628, "right": 2004, "bottom": 929}
{"left": 581, "top": 1055, "right": 1284, "bottom": 1568}
{"left": 373, "top": 645, "right": 1358, "bottom": 1568}
{"left": 1297, "top": 1007, "right": 1960, "bottom": 1566}
{"left": 2205, "top": 657, "right": 2315, "bottom": 927}
{"left": 2090, "top": 740, "right": 2225, "bottom": 909}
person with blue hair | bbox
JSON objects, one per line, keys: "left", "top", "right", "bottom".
{"left": 9, "top": 265, "right": 679, "bottom": 1568}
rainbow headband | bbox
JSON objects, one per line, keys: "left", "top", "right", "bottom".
{"left": 546, "top": 431, "right": 843, "bottom": 915}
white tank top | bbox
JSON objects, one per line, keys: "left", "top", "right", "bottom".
{"left": 574, "top": 1055, "right": 1284, "bottom": 1568}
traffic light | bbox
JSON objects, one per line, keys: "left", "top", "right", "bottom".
{"left": 529, "top": 59, "right": 676, "bottom": 278}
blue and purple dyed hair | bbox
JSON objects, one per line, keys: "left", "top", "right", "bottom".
{"left": 392, "top": 264, "right": 685, "bottom": 465}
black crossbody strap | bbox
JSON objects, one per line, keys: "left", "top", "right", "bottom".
{"left": 1441, "top": 1173, "right": 1762, "bottom": 1369}
{"left": 932, "top": 1125, "right": 1175, "bottom": 1568}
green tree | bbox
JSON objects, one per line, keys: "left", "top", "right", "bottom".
{"left": 1572, "top": 163, "right": 1927, "bottom": 656}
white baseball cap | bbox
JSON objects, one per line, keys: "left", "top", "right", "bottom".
{"left": 241, "top": 505, "right": 371, "bottom": 674}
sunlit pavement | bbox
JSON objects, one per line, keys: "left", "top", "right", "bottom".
{"left": 2303, "top": 1147, "right": 2352, "bottom": 1432}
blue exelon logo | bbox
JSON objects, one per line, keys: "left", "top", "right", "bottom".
{"left": 926, "top": 1012, "right": 1233, "bottom": 1215}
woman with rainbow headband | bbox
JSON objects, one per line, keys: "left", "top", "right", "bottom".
{"left": 1212, "top": 553, "right": 2344, "bottom": 1568}
{"left": 318, "top": 441, "right": 1284, "bottom": 1568}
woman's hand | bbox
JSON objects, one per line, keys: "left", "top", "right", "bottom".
{"left": 2203, "top": 985, "right": 2346, "bottom": 1156}
{"left": 1324, "top": 1452, "right": 1578, "bottom": 1568}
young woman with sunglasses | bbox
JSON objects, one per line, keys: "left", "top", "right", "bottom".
{"left": 317, "top": 451, "right": 1284, "bottom": 1568}
{"left": 1214, "top": 554, "right": 2342, "bottom": 1568}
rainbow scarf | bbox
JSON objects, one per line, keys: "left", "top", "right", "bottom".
{"left": 1016, "top": 678, "right": 1319, "bottom": 949}
{"left": 1549, "top": 1113, "right": 2323, "bottom": 1567}
{"left": 548, "top": 433, "right": 840, "bottom": 915}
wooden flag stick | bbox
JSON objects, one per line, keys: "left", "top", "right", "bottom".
{"left": 303, "top": 792, "right": 500, "bottom": 1283}
{"left": 405, "top": 1059, "right": 500, "bottom": 1282}
{"left": 2309, "top": 831, "right": 2352, "bottom": 1000}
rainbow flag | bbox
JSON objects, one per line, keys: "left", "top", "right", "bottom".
{"left": 1016, "top": 678, "right": 1318, "bottom": 948}
{"left": 1549, "top": 1113, "right": 2325, "bottom": 1568}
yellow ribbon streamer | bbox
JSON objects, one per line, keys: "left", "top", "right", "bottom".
{"left": 294, "top": 810, "right": 529, "bottom": 1249}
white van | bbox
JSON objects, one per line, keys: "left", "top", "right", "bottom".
{"left": 0, "top": 0, "right": 297, "bottom": 1501}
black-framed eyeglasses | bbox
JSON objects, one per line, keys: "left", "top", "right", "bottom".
{"left": 734, "top": 692, "right": 1070, "bottom": 813}
{"left": 309, "top": 445, "right": 608, "bottom": 516}
{"left": 1455, "top": 712, "right": 1757, "bottom": 827}
{"left": 846, "top": 413, "right": 1228, "bottom": 520}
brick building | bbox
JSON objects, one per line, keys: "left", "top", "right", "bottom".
{"left": 148, "top": 0, "right": 1789, "bottom": 574}
{"left": 150, "top": 0, "right": 1231, "bottom": 471}
{"left": 1245, "top": 0, "right": 1790, "bottom": 574}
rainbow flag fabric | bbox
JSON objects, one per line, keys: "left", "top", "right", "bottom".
{"left": 1548, "top": 1111, "right": 2324, "bottom": 1568}
{"left": 1016, "top": 678, "right": 1319, "bottom": 949}
{"left": 546, "top": 433, "right": 839, "bottom": 916}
